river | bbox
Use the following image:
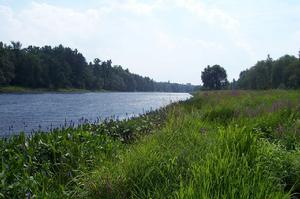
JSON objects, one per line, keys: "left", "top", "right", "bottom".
{"left": 0, "top": 92, "right": 191, "bottom": 136}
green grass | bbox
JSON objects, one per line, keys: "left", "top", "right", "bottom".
{"left": 75, "top": 90, "right": 300, "bottom": 198}
{"left": 0, "top": 86, "right": 35, "bottom": 93}
{"left": 0, "top": 109, "right": 168, "bottom": 198}
{"left": 1, "top": 90, "right": 300, "bottom": 198}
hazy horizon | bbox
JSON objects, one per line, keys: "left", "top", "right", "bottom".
{"left": 1, "top": 0, "right": 299, "bottom": 84}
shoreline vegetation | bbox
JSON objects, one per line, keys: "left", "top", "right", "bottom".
{"left": 1, "top": 90, "right": 300, "bottom": 198}
{"left": 0, "top": 86, "right": 100, "bottom": 93}
{"left": 0, "top": 86, "right": 192, "bottom": 94}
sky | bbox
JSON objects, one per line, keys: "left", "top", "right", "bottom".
{"left": 0, "top": 0, "right": 300, "bottom": 85}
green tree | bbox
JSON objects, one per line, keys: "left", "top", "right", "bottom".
{"left": 0, "top": 42, "right": 15, "bottom": 85}
{"left": 237, "top": 54, "right": 300, "bottom": 90}
{"left": 201, "top": 65, "right": 228, "bottom": 90}
{"left": 0, "top": 41, "right": 196, "bottom": 92}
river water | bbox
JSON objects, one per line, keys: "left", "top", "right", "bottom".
{"left": 0, "top": 92, "right": 191, "bottom": 136}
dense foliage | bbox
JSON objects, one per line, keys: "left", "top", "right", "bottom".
{"left": 0, "top": 42, "right": 194, "bottom": 92}
{"left": 82, "top": 90, "right": 300, "bottom": 198}
{"left": 237, "top": 54, "right": 300, "bottom": 89}
{"left": 201, "top": 65, "right": 228, "bottom": 90}
{"left": 0, "top": 108, "right": 168, "bottom": 198}
{"left": 1, "top": 90, "right": 300, "bottom": 198}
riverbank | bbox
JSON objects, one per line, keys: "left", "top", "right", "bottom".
{"left": 1, "top": 90, "right": 300, "bottom": 198}
{"left": 0, "top": 86, "right": 106, "bottom": 93}
{"left": 80, "top": 90, "right": 300, "bottom": 198}
{"left": 0, "top": 86, "right": 193, "bottom": 94}
{"left": 0, "top": 107, "right": 169, "bottom": 198}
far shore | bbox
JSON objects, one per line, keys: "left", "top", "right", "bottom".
{"left": 0, "top": 86, "right": 106, "bottom": 94}
{"left": 0, "top": 86, "right": 192, "bottom": 94}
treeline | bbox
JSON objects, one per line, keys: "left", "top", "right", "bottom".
{"left": 236, "top": 54, "right": 300, "bottom": 89}
{"left": 0, "top": 41, "right": 194, "bottom": 92}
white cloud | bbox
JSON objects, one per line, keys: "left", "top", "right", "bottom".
{"left": 295, "top": 31, "right": 300, "bottom": 42}
{"left": 0, "top": 2, "right": 110, "bottom": 48}
{"left": 175, "top": 0, "right": 239, "bottom": 31}
{"left": 0, "top": 0, "right": 255, "bottom": 84}
{"left": 1, "top": 0, "right": 298, "bottom": 84}
{"left": 194, "top": 39, "right": 225, "bottom": 51}
{"left": 118, "top": 0, "right": 157, "bottom": 15}
{"left": 174, "top": 0, "right": 256, "bottom": 59}
{"left": 155, "top": 31, "right": 177, "bottom": 50}
{"left": 0, "top": 5, "right": 22, "bottom": 38}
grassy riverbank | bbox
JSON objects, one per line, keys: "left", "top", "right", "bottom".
{"left": 0, "top": 108, "right": 168, "bottom": 198}
{"left": 1, "top": 90, "right": 300, "bottom": 198}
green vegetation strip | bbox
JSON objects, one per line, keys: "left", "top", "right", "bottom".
{"left": 0, "top": 86, "right": 94, "bottom": 93}
{"left": 1, "top": 90, "right": 300, "bottom": 198}
{"left": 0, "top": 108, "right": 167, "bottom": 198}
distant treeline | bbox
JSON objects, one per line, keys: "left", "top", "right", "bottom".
{"left": 0, "top": 41, "right": 194, "bottom": 92}
{"left": 236, "top": 54, "right": 300, "bottom": 89}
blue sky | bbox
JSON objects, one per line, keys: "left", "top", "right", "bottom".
{"left": 0, "top": 0, "right": 300, "bottom": 84}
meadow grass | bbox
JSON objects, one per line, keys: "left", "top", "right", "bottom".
{"left": 75, "top": 90, "right": 300, "bottom": 198}
{"left": 1, "top": 90, "right": 300, "bottom": 198}
{"left": 0, "top": 108, "right": 168, "bottom": 198}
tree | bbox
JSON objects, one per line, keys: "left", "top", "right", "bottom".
{"left": 0, "top": 43, "right": 15, "bottom": 85}
{"left": 237, "top": 54, "right": 300, "bottom": 90}
{"left": 201, "top": 65, "right": 228, "bottom": 90}
{"left": 11, "top": 41, "right": 22, "bottom": 50}
{"left": 0, "top": 41, "right": 195, "bottom": 92}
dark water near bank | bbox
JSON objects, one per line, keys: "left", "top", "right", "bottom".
{"left": 0, "top": 92, "right": 191, "bottom": 136}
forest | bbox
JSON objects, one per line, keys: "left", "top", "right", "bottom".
{"left": 1, "top": 41, "right": 299, "bottom": 92}
{"left": 236, "top": 54, "right": 300, "bottom": 89}
{"left": 0, "top": 42, "right": 194, "bottom": 92}
{"left": 200, "top": 53, "right": 300, "bottom": 90}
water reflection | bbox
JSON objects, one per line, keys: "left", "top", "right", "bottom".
{"left": 0, "top": 92, "right": 191, "bottom": 136}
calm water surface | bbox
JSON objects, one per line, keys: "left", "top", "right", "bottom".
{"left": 0, "top": 92, "right": 191, "bottom": 136}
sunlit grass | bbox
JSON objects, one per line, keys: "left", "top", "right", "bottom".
{"left": 0, "top": 108, "right": 168, "bottom": 198}
{"left": 1, "top": 90, "right": 300, "bottom": 198}
{"left": 77, "top": 90, "right": 300, "bottom": 198}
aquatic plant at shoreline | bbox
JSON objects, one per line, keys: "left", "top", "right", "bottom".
{"left": 0, "top": 107, "right": 169, "bottom": 198}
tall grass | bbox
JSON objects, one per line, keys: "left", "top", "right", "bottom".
{"left": 75, "top": 90, "right": 300, "bottom": 198}
{"left": 1, "top": 90, "right": 300, "bottom": 198}
{"left": 0, "top": 109, "right": 167, "bottom": 198}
